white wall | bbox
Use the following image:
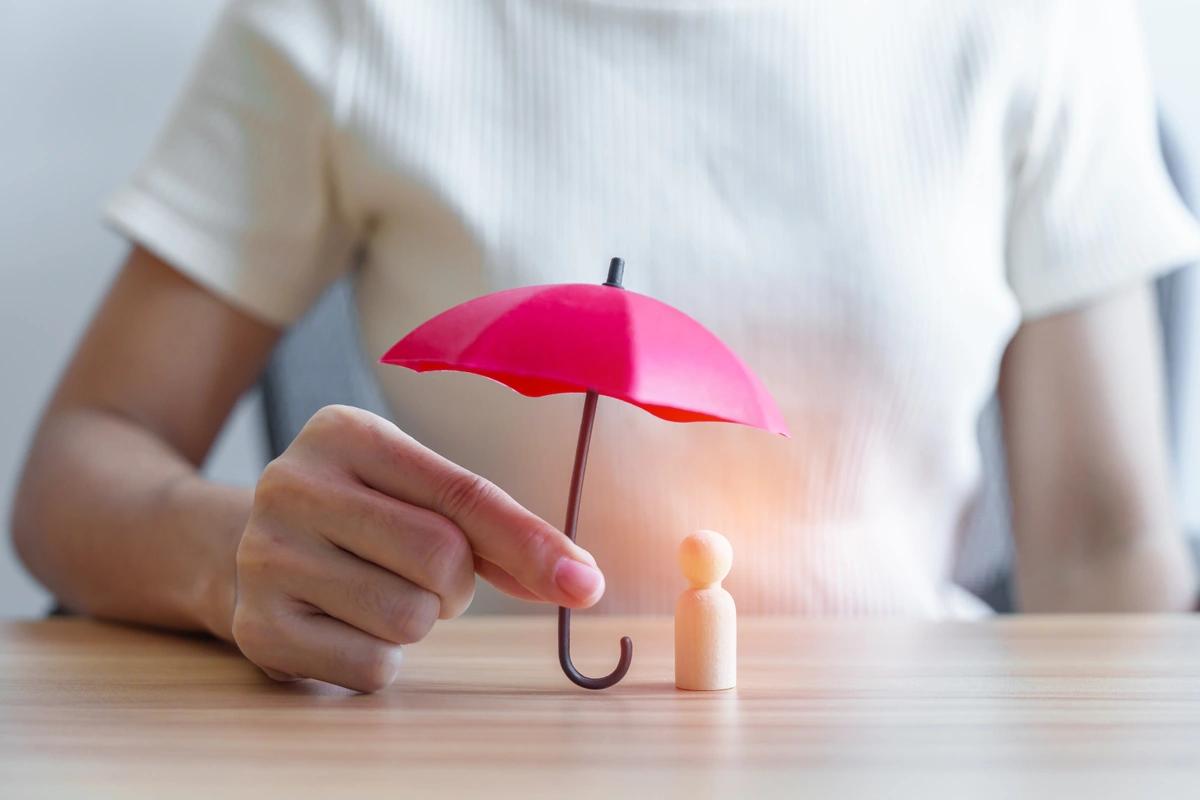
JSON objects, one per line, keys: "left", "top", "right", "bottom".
{"left": 1, "top": 1, "right": 1198, "bottom": 617}
{"left": 0, "top": 1, "right": 266, "bottom": 617}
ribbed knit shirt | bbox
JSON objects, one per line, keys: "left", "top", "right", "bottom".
{"left": 106, "top": 0, "right": 1200, "bottom": 617}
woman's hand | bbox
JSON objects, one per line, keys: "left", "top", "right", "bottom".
{"left": 231, "top": 404, "right": 605, "bottom": 692}
{"left": 14, "top": 249, "right": 604, "bottom": 694}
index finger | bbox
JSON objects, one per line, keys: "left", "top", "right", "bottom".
{"left": 308, "top": 406, "right": 606, "bottom": 608}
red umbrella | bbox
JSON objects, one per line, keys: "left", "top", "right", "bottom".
{"left": 382, "top": 258, "right": 787, "bottom": 689}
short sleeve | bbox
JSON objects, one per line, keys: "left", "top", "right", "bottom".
{"left": 1006, "top": 0, "right": 1200, "bottom": 320}
{"left": 103, "top": 0, "right": 356, "bottom": 326}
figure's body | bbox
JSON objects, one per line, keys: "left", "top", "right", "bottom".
{"left": 676, "top": 531, "right": 736, "bottom": 691}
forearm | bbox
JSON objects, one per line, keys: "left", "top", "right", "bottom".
{"left": 1000, "top": 285, "right": 1197, "bottom": 614}
{"left": 13, "top": 406, "right": 250, "bottom": 640}
{"left": 1015, "top": 528, "right": 1197, "bottom": 613}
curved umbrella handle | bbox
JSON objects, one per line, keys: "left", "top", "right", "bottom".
{"left": 559, "top": 607, "right": 632, "bottom": 690}
{"left": 558, "top": 387, "right": 632, "bottom": 690}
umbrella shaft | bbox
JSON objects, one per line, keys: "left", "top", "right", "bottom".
{"left": 564, "top": 389, "right": 598, "bottom": 543}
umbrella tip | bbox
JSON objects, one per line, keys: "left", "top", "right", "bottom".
{"left": 604, "top": 257, "right": 625, "bottom": 288}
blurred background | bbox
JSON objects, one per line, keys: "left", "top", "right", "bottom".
{"left": 3, "top": 0, "right": 1200, "bottom": 617}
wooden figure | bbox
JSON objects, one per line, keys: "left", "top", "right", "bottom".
{"left": 675, "top": 529, "right": 736, "bottom": 691}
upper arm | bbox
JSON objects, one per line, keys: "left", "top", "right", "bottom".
{"left": 999, "top": 281, "right": 1177, "bottom": 574}
{"left": 73, "top": 2, "right": 354, "bottom": 460}
{"left": 50, "top": 246, "right": 281, "bottom": 465}
{"left": 995, "top": 4, "right": 1199, "bottom": 610}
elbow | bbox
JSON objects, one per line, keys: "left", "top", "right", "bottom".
{"left": 1012, "top": 474, "right": 1197, "bottom": 613}
{"left": 10, "top": 454, "right": 52, "bottom": 595}
{"left": 11, "top": 454, "right": 94, "bottom": 618}
{"left": 10, "top": 428, "right": 76, "bottom": 610}
{"left": 1014, "top": 505, "right": 1197, "bottom": 613}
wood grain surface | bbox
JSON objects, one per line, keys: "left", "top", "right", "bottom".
{"left": 3, "top": 615, "right": 1200, "bottom": 798}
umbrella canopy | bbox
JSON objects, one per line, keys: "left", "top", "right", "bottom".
{"left": 381, "top": 258, "right": 787, "bottom": 690}
{"left": 380, "top": 272, "right": 788, "bottom": 437}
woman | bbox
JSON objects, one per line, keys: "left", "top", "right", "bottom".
{"left": 13, "top": 0, "right": 1199, "bottom": 691}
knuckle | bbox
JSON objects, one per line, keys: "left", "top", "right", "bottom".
{"left": 236, "top": 521, "right": 294, "bottom": 581}
{"left": 353, "top": 645, "right": 404, "bottom": 693}
{"left": 307, "top": 404, "right": 360, "bottom": 437}
{"left": 261, "top": 666, "right": 300, "bottom": 684}
{"left": 512, "top": 522, "right": 556, "bottom": 568}
{"left": 391, "top": 590, "right": 439, "bottom": 644}
{"left": 418, "top": 525, "right": 476, "bottom": 619}
{"left": 306, "top": 405, "right": 409, "bottom": 468}
{"left": 355, "top": 578, "right": 436, "bottom": 645}
{"left": 254, "top": 459, "right": 334, "bottom": 527}
{"left": 254, "top": 459, "right": 305, "bottom": 511}
{"left": 439, "top": 579, "right": 476, "bottom": 620}
{"left": 419, "top": 521, "right": 473, "bottom": 591}
{"left": 230, "top": 607, "right": 271, "bottom": 654}
{"left": 435, "top": 471, "right": 499, "bottom": 521}
{"left": 235, "top": 530, "right": 272, "bottom": 580}
{"left": 353, "top": 576, "right": 391, "bottom": 620}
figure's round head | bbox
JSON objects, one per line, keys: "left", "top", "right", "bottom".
{"left": 678, "top": 529, "right": 733, "bottom": 587}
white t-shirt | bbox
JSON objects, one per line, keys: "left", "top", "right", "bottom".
{"left": 106, "top": 0, "right": 1200, "bottom": 618}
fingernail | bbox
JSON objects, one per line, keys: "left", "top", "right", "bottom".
{"left": 553, "top": 557, "right": 605, "bottom": 604}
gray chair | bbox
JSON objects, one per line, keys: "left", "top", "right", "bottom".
{"left": 260, "top": 274, "right": 391, "bottom": 458}
{"left": 262, "top": 124, "right": 1200, "bottom": 612}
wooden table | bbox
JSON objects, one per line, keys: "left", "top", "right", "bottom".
{"left": 3, "top": 616, "right": 1200, "bottom": 798}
